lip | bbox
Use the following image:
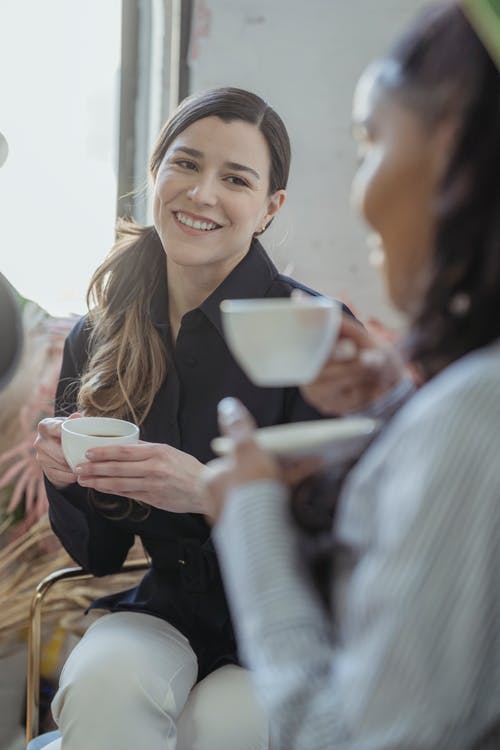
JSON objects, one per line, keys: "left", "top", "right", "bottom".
{"left": 172, "top": 209, "right": 224, "bottom": 237}
{"left": 173, "top": 209, "right": 223, "bottom": 225}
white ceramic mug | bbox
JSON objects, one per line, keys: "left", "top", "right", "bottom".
{"left": 61, "top": 416, "right": 140, "bottom": 470}
{"left": 220, "top": 295, "right": 341, "bottom": 386}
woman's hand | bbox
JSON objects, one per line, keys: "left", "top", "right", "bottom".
{"left": 203, "top": 398, "right": 323, "bottom": 524}
{"left": 34, "top": 413, "right": 81, "bottom": 489}
{"left": 75, "top": 442, "right": 206, "bottom": 514}
{"left": 203, "top": 398, "right": 279, "bottom": 524}
{"left": 301, "top": 314, "right": 406, "bottom": 415}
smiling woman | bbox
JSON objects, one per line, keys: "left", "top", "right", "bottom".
{"left": 33, "top": 86, "right": 341, "bottom": 750}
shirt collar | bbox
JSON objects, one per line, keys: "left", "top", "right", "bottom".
{"left": 149, "top": 238, "right": 280, "bottom": 337}
{"left": 199, "top": 239, "right": 280, "bottom": 337}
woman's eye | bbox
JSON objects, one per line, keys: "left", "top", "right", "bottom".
{"left": 225, "top": 175, "right": 249, "bottom": 187}
{"left": 175, "top": 159, "right": 197, "bottom": 170}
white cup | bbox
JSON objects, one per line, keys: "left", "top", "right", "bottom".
{"left": 61, "top": 416, "right": 140, "bottom": 470}
{"left": 220, "top": 296, "right": 341, "bottom": 386}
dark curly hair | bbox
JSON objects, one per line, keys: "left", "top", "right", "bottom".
{"left": 380, "top": 1, "right": 500, "bottom": 379}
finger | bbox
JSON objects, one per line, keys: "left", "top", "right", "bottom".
{"left": 46, "top": 468, "right": 78, "bottom": 486}
{"left": 337, "top": 314, "right": 374, "bottom": 347}
{"left": 308, "top": 359, "right": 377, "bottom": 385}
{"left": 358, "top": 348, "right": 404, "bottom": 386}
{"left": 37, "top": 413, "right": 81, "bottom": 439}
{"left": 325, "top": 316, "right": 380, "bottom": 363}
{"left": 77, "top": 476, "right": 146, "bottom": 494}
{"left": 305, "top": 375, "right": 381, "bottom": 415}
{"left": 84, "top": 444, "right": 150, "bottom": 462}
{"left": 76, "top": 460, "right": 147, "bottom": 478}
{"left": 301, "top": 370, "right": 373, "bottom": 408}
{"left": 333, "top": 377, "right": 380, "bottom": 410}
{"left": 37, "top": 418, "right": 65, "bottom": 441}
{"left": 217, "top": 398, "right": 256, "bottom": 445}
{"left": 35, "top": 437, "right": 67, "bottom": 460}
{"left": 36, "top": 451, "right": 70, "bottom": 476}
{"left": 35, "top": 440, "right": 71, "bottom": 470}
{"left": 331, "top": 338, "right": 358, "bottom": 361}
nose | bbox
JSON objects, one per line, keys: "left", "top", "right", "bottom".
{"left": 186, "top": 174, "right": 218, "bottom": 206}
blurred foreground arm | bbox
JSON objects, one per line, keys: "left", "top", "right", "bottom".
{"left": 209, "top": 390, "right": 500, "bottom": 749}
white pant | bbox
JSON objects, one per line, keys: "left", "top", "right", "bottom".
{"left": 50, "top": 611, "right": 268, "bottom": 750}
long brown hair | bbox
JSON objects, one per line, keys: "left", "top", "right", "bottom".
{"left": 378, "top": 2, "right": 500, "bottom": 378}
{"left": 77, "top": 87, "right": 291, "bottom": 425}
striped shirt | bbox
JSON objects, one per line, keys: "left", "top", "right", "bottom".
{"left": 214, "top": 341, "right": 500, "bottom": 749}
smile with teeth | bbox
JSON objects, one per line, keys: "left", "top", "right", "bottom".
{"left": 175, "top": 212, "right": 221, "bottom": 231}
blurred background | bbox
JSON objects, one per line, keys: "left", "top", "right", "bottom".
{"left": 0, "top": 3, "right": 429, "bottom": 747}
{"left": 1, "top": 0, "right": 428, "bottom": 325}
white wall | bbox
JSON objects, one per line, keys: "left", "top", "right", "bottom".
{"left": 0, "top": 0, "right": 121, "bottom": 317}
{"left": 188, "top": 0, "right": 428, "bottom": 327}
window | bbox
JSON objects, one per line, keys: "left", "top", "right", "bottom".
{"left": 0, "top": 0, "right": 121, "bottom": 316}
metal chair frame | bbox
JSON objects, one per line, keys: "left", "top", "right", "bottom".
{"left": 26, "top": 560, "right": 150, "bottom": 745}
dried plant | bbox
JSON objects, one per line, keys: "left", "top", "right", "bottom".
{"left": 0, "top": 304, "right": 76, "bottom": 540}
{"left": 0, "top": 293, "right": 149, "bottom": 653}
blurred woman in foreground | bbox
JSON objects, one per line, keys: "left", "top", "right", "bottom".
{"left": 205, "top": 3, "right": 500, "bottom": 748}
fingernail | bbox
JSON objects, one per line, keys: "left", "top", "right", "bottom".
{"left": 332, "top": 339, "right": 357, "bottom": 361}
{"left": 218, "top": 397, "right": 244, "bottom": 424}
{"left": 218, "top": 398, "right": 250, "bottom": 439}
{"left": 360, "top": 349, "right": 386, "bottom": 368}
{"left": 85, "top": 451, "right": 94, "bottom": 460}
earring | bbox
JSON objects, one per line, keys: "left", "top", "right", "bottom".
{"left": 448, "top": 291, "right": 471, "bottom": 316}
{"left": 260, "top": 224, "right": 267, "bottom": 232}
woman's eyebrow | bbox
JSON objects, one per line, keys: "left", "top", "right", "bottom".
{"left": 223, "top": 161, "right": 260, "bottom": 180}
{"left": 171, "top": 146, "right": 203, "bottom": 158}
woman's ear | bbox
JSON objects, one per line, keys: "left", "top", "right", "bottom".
{"left": 263, "top": 189, "right": 286, "bottom": 226}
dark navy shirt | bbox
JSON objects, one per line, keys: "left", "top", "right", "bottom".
{"left": 46, "top": 237, "right": 335, "bottom": 679}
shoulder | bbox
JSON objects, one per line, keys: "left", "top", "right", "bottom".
{"left": 267, "top": 274, "right": 353, "bottom": 317}
{"left": 340, "top": 343, "right": 500, "bottom": 546}
{"left": 403, "top": 341, "right": 500, "bottom": 430}
{"left": 360, "top": 341, "right": 500, "bottom": 479}
{"left": 271, "top": 274, "right": 322, "bottom": 297}
{"left": 66, "top": 314, "right": 92, "bottom": 348}
{"left": 64, "top": 314, "right": 93, "bottom": 372}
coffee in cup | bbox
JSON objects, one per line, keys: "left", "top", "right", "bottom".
{"left": 61, "top": 416, "right": 140, "bottom": 470}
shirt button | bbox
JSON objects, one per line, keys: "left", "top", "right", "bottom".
{"left": 185, "top": 354, "right": 197, "bottom": 367}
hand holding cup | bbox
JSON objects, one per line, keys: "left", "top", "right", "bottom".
{"left": 301, "top": 315, "right": 406, "bottom": 415}
{"left": 35, "top": 413, "right": 82, "bottom": 490}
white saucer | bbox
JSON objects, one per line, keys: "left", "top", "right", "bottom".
{"left": 211, "top": 417, "right": 379, "bottom": 461}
